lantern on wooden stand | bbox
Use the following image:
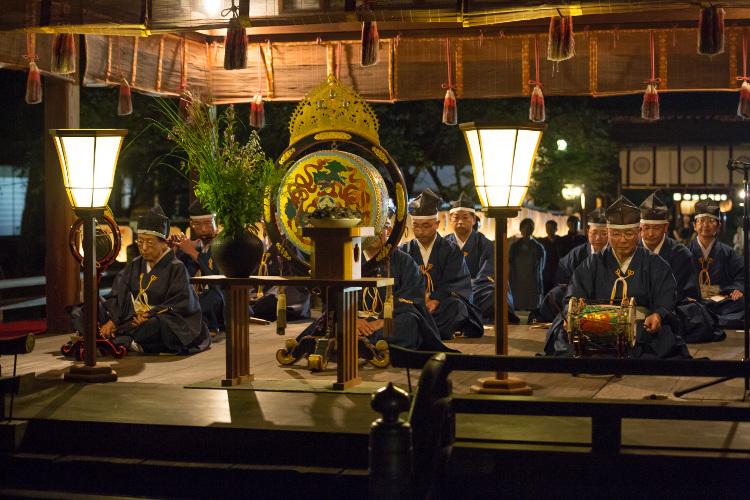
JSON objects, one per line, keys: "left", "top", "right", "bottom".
{"left": 460, "top": 121, "right": 546, "bottom": 395}
{"left": 50, "top": 129, "right": 128, "bottom": 383}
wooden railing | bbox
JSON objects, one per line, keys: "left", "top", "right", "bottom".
{"left": 368, "top": 347, "right": 750, "bottom": 499}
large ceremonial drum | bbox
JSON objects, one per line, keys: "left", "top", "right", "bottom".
{"left": 276, "top": 150, "right": 389, "bottom": 255}
{"left": 567, "top": 297, "right": 637, "bottom": 354}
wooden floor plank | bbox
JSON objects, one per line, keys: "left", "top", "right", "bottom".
{"left": 2, "top": 320, "right": 748, "bottom": 401}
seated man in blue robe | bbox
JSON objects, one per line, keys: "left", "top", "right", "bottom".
{"left": 249, "top": 235, "right": 311, "bottom": 322}
{"left": 399, "top": 189, "right": 483, "bottom": 340}
{"left": 639, "top": 193, "right": 724, "bottom": 343}
{"left": 544, "top": 196, "right": 690, "bottom": 359}
{"left": 100, "top": 205, "right": 212, "bottom": 354}
{"left": 444, "top": 191, "right": 519, "bottom": 325}
{"left": 169, "top": 199, "right": 225, "bottom": 337}
{"left": 688, "top": 198, "right": 745, "bottom": 329}
{"left": 529, "top": 207, "right": 608, "bottom": 324}
{"left": 296, "top": 220, "right": 453, "bottom": 352}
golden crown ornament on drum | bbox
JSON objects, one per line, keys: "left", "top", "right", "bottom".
{"left": 287, "top": 74, "right": 380, "bottom": 148}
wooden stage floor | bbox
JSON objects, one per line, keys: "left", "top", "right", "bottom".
{"left": 8, "top": 315, "right": 750, "bottom": 400}
{"left": 4, "top": 316, "right": 750, "bottom": 457}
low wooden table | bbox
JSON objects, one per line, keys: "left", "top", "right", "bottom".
{"left": 190, "top": 275, "right": 393, "bottom": 389}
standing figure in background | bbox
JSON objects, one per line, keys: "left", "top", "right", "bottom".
{"left": 170, "top": 199, "right": 225, "bottom": 337}
{"left": 674, "top": 214, "right": 696, "bottom": 245}
{"left": 558, "top": 215, "right": 587, "bottom": 258}
{"left": 539, "top": 220, "right": 561, "bottom": 295}
{"left": 399, "top": 189, "right": 484, "bottom": 339}
{"left": 508, "top": 218, "right": 545, "bottom": 311}
{"left": 688, "top": 199, "right": 745, "bottom": 329}
{"left": 444, "top": 192, "right": 519, "bottom": 324}
{"left": 733, "top": 226, "right": 744, "bottom": 255}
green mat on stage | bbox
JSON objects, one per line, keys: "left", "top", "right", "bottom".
{"left": 185, "top": 377, "right": 398, "bottom": 394}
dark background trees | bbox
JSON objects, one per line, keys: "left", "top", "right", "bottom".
{"left": 0, "top": 68, "right": 619, "bottom": 278}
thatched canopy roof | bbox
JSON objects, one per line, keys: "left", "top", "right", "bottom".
{"left": 2, "top": 1, "right": 750, "bottom": 103}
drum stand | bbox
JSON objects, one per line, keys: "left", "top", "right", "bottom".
{"left": 675, "top": 159, "right": 750, "bottom": 398}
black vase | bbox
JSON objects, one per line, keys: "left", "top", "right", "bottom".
{"left": 211, "top": 229, "right": 264, "bottom": 278}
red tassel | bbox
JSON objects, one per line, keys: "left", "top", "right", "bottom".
{"left": 548, "top": 15, "right": 575, "bottom": 62}
{"left": 529, "top": 85, "right": 545, "bottom": 122}
{"left": 25, "top": 61, "right": 42, "bottom": 104}
{"left": 51, "top": 33, "right": 76, "bottom": 74}
{"left": 739, "top": 81, "right": 750, "bottom": 119}
{"left": 698, "top": 7, "right": 725, "bottom": 56}
{"left": 250, "top": 93, "right": 265, "bottom": 128}
{"left": 442, "top": 88, "right": 457, "bottom": 125}
{"left": 224, "top": 17, "right": 248, "bottom": 70}
{"left": 178, "top": 86, "right": 192, "bottom": 120}
{"left": 361, "top": 20, "right": 380, "bottom": 67}
{"left": 118, "top": 77, "right": 132, "bottom": 116}
{"left": 641, "top": 84, "right": 659, "bottom": 120}
{"left": 359, "top": 1, "right": 379, "bottom": 67}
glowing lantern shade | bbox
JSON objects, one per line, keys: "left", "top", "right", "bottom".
{"left": 50, "top": 129, "right": 128, "bottom": 209}
{"left": 459, "top": 122, "right": 547, "bottom": 208}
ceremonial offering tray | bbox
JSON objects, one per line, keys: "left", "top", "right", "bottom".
{"left": 309, "top": 217, "right": 362, "bottom": 228}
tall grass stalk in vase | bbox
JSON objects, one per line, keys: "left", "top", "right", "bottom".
{"left": 152, "top": 92, "right": 282, "bottom": 237}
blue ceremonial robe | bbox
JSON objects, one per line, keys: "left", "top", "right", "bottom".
{"left": 508, "top": 237, "right": 545, "bottom": 310}
{"left": 399, "top": 234, "right": 484, "bottom": 339}
{"left": 688, "top": 239, "right": 745, "bottom": 329}
{"left": 177, "top": 240, "right": 225, "bottom": 333}
{"left": 445, "top": 231, "right": 519, "bottom": 324}
{"left": 544, "top": 247, "right": 690, "bottom": 359}
{"left": 644, "top": 237, "right": 725, "bottom": 343}
{"left": 296, "top": 250, "right": 454, "bottom": 353}
{"left": 104, "top": 250, "right": 212, "bottom": 354}
{"left": 250, "top": 240, "right": 311, "bottom": 322}
{"left": 558, "top": 232, "right": 587, "bottom": 258}
{"left": 530, "top": 243, "right": 594, "bottom": 324}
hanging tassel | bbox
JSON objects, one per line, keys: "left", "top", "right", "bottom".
{"left": 383, "top": 285, "right": 393, "bottom": 339}
{"left": 118, "top": 77, "right": 133, "bottom": 116}
{"left": 698, "top": 6, "right": 725, "bottom": 56}
{"left": 442, "top": 88, "right": 457, "bottom": 125}
{"left": 276, "top": 286, "right": 287, "bottom": 335}
{"left": 441, "top": 38, "right": 457, "bottom": 126}
{"left": 529, "top": 84, "right": 545, "bottom": 122}
{"left": 224, "top": 17, "right": 248, "bottom": 70}
{"left": 25, "top": 61, "right": 42, "bottom": 104}
{"left": 738, "top": 29, "right": 750, "bottom": 120}
{"left": 641, "top": 84, "right": 659, "bottom": 120}
{"left": 51, "top": 34, "right": 76, "bottom": 74}
{"left": 642, "top": 31, "right": 660, "bottom": 120}
{"left": 360, "top": 1, "right": 379, "bottom": 67}
{"left": 250, "top": 92, "right": 265, "bottom": 128}
{"left": 178, "top": 86, "right": 192, "bottom": 120}
{"left": 739, "top": 81, "right": 750, "bottom": 119}
{"left": 529, "top": 36, "right": 545, "bottom": 122}
{"left": 548, "top": 15, "right": 575, "bottom": 62}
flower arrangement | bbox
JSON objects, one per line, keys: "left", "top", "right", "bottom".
{"left": 153, "top": 92, "right": 282, "bottom": 237}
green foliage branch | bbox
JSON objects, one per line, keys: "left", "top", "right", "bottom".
{"left": 152, "top": 93, "right": 283, "bottom": 237}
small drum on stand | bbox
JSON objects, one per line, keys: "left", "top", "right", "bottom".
{"left": 567, "top": 297, "right": 637, "bottom": 359}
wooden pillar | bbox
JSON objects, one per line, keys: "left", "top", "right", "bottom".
{"left": 44, "top": 77, "right": 80, "bottom": 334}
